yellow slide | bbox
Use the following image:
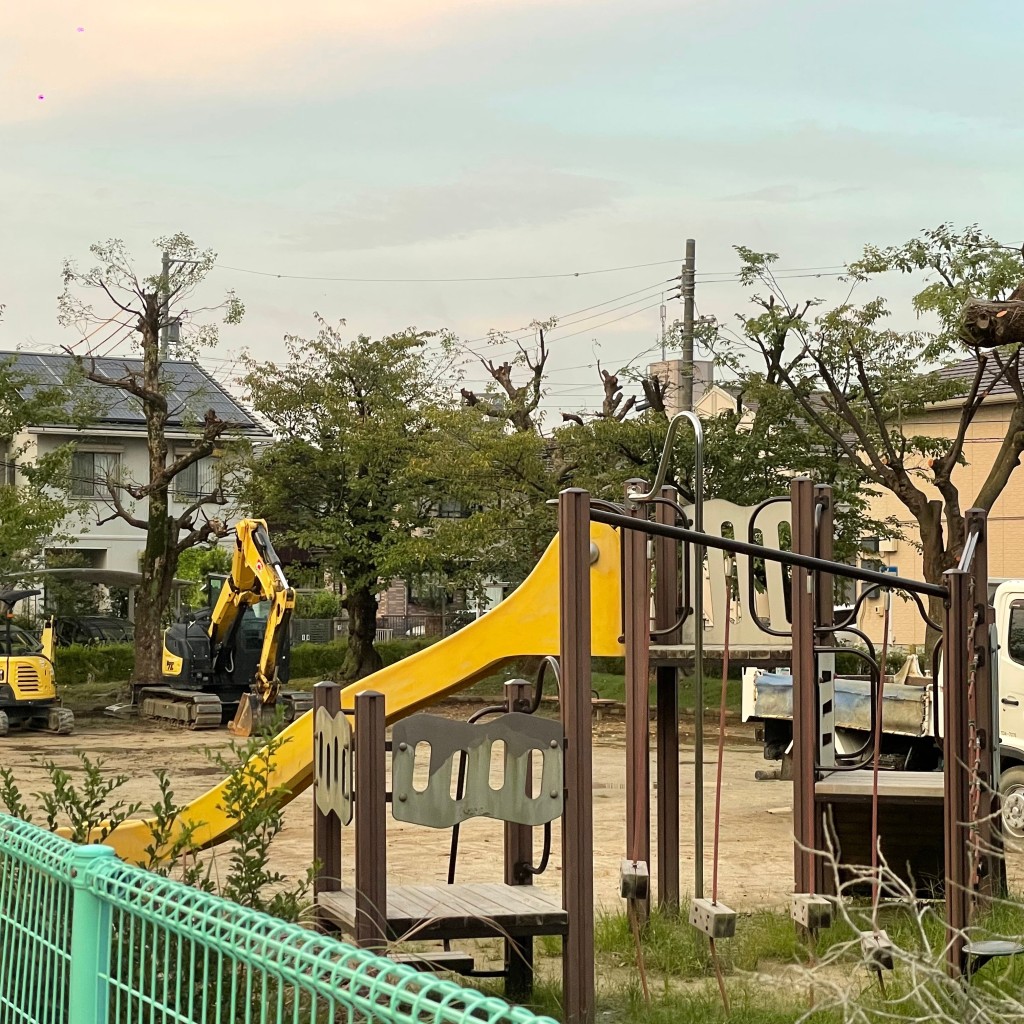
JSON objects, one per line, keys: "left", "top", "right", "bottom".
{"left": 103, "top": 523, "right": 624, "bottom": 865}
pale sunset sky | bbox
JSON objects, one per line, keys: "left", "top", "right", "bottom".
{"left": 2, "top": 1, "right": 1021, "bottom": 410}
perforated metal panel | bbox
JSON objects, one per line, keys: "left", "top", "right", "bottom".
{"left": 391, "top": 713, "right": 564, "bottom": 828}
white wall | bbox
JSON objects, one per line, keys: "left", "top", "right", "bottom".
{"left": 26, "top": 427, "right": 235, "bottom": 575}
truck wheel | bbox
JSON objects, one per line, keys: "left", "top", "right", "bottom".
{"left": 1000, "top": 767, "right": 1024, "bottom": 839}
{"left": 0, "top": 711, "right": 7, "bottom": 737}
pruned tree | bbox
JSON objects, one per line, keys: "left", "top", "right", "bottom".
{"left": 58, "top": 235, "right": 246, "bottom": 683}
{"left": 460, "top": 321, "right": 551, "bottom": 433}
{"left": 714, "top": 225, "right": 1024, "bottom": 643}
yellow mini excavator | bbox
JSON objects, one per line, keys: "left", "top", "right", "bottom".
{"left": 133, "top": 519, "right": 313, "bottom": 734}
{"left": 0, "top": 589, "right": 74, "bottom": 736}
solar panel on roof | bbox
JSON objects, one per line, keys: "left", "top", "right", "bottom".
{"left": 0, "top": 351, "right": 266, "bottom": 434}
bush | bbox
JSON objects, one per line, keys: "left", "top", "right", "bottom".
{"left": 55, "top": 643, "right": 134, "bottom": 686}
{"left": 294, "top": 591, "right": 342, "bottom": 619}
{"left": 288, "top": 636, "right": 438, "bottom": 680}
{"left": 51, "top": 634, "right": 444, "bottom": 688}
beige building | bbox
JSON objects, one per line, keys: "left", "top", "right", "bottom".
{"left": 654, "top": 357, "right": 1024, "bottom": 650}
{"left": 858, "top": 361, "right": 1024, "bottom": 648}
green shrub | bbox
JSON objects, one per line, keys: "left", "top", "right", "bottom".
{"left": 55, "top": 643, "right": 135, "bottom": 686}
{"left": 289, "top": 636, "right": 438, "bottom": 680}
{"left": 294, "top": 591, "right": 342, "bottom": 619}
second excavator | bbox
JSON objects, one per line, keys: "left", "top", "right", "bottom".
{"left": 133, "top": 519, "right": 313, "bottom": 735}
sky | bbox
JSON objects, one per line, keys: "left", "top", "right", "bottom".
{"left": 2, "top": 0, "right": 1023, "bottom": 412}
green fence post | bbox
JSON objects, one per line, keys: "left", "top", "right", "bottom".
{"left": 68, "top": 844, "right": 116, "bottom": 1024}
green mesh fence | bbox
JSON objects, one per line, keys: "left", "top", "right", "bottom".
{"left": 0, "top": 814, "right": 559, "bottom": 1024}
{"left": 0, "top": 818, "right": 74, "bottom": 1024}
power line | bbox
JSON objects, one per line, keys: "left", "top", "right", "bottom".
{"left": 213, "top": 257, "right": 684, "bottom": 284}
{"left": 213, "top": 258, "right": 852, "bottom": 286}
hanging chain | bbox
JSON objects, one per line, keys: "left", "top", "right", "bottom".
{"left": 965, "top": 575, "right": 983, "bottom": 895}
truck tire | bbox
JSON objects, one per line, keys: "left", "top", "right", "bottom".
{"left": 999, "top": 766, "right": 1024, "bottom": 839}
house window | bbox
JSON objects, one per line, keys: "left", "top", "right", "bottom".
{"left": 173, "top": 456, "right": 220, "bottom": 502}
{"left": 71, "top": 451, "right": 121, "bottom": 498}
{"left": 435, "top": 498, "right": 465, "bottom": 519}
{"left": 0, "top": 446, "right": 14, "bottom": 487}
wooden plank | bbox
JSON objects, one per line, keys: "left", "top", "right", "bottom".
{"left": 815, "top": 771, "right": 944, "bottom": 801}
{"left": 320, "top": 884, "right": 568, "bottom": 941}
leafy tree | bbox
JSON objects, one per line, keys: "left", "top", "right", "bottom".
{"left": 713, "top": 224, "right": 1024, "bottom": 641}
{"left": 0, "top": 351, "right": 78, "bottom": 581}
{"left": 58, "top": 234, "right": 246, "bottom": 683}
{"left": 176, "top": 543, "right": 232, "bottom": 610}
{"left": 243, "top": 319, "right": 520, "bottom": 679}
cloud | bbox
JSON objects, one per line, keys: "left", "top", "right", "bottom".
{"left": 718, "top": 184, "right": 867, "bottom": 204}
{"left": 0, "top": 0, "right": 592, "bottom": 123}
{"left": 282, "top": 170, "right": 626, "bottom": 251}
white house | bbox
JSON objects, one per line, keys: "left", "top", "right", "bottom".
{"left": 2, "top": 351, "right": 269, "bottom": 577}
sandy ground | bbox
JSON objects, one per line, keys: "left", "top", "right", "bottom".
{"left": 0, "top": 710, "right": 798, "bottom": 911}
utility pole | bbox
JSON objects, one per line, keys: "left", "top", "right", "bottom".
{"left": 680, "top": 238, "right": 696, "bottom": 411}
{"left": 660, "top": 297, "right": 667, "bottom": 362}
{"left": 158, "top": 250, "right": 170, "bottom": 359}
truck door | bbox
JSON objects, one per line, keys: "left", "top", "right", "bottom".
{"left": 997, "top": 594, "right": 1024, "bottom": 741}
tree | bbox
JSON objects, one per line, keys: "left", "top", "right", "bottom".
{"left": 176, "top": 543, "right": 232, "bottom": 611}
{"left": 714, "top": 225, "right": 1024, "bottom": 641}
{"left": 58, "top": 235, "right": 246, "bottom": 683}
{"left": 243, "top": 319, "right": 518, "bottom": 680}
{"left": 0, "top": 352, "right": 79, "bottom": 582}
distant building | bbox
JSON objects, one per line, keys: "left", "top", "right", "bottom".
{"left": 1, "top": 351, "right": 269, "bottom": 578}
{"left": 646, "top": 358, "right": 714, "bottom": 415}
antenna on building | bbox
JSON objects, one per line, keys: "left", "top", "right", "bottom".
{"left": 660, "top": 296, "right": 667, "bottom": 361}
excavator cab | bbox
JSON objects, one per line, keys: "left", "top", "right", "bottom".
{"left": 142, "top": 521, "right": 307, "bottom": 733}
{"left": 0, "top": 589, "right": 74, "bottom": 736}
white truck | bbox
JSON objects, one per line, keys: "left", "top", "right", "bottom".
{"left": 741, "top": 579, "right": 1024, "bottom": 837}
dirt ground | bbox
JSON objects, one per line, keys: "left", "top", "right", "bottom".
{"left": 3, "top": 710, "right": 1019, "bottom": 909}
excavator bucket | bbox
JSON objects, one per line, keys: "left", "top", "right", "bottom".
{"left": 227, "top": 693, "right": 262, "bottom": 737}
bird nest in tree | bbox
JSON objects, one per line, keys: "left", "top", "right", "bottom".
{"left": 960, "top": 297, "right": 1024, "bottom": 348}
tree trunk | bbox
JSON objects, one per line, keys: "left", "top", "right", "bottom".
{"left": 918, "top": 502, "right": 952, "bottom": 659}
{"left": 132, "top": 499, "right": 179, "bottom": 683}
{"left": 343, "top": 585, "right": 383, "bottom": 680}
{"left": 132, "top": 310, "right": 176, "bottom": 685}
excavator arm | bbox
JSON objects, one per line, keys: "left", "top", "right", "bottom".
{"left": 209, "top": 520, "right": 296, "bottom": 728}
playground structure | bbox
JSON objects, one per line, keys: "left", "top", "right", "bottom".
{"left": 86, "top": 413, "right": 1006, "bottom": 1021}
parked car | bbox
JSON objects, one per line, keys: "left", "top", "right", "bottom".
{"left": 51, "top": 616, "right": 134, "bottom": 647}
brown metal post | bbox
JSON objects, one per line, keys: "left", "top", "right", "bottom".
{"left": 354, "top": 690, "right": 388, "bottom": 950}
{"left": 313, "top": 681, "right": 343, "bottom": 931}
{"left": 790, "top": 478, "right": 817, "bottom": 896}
{"left": 559, "top": 489, "right": 595, "bottom": 1024}
{"left": 813, "top": 485, "right": 834, "bottom": 896}
{"left": 965, "top": 507, "right": 1000, "bottom": 898}
{"left": 504, "top": 679, "right": 534, "bottom": 1001}
{"left": 943, "top": 570, "right": 970, "bottom": 977}
{"left": 654, "top": 485, "right": 681, "bottom": 912}
{"left": 624, "top": 481, "right": 651, "bottom": 923}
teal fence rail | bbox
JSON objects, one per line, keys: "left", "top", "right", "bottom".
{"left": 0, "top": 815, "right": 558, "bottom": 1024}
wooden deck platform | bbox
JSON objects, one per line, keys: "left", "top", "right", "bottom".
{"left": 815, "top": 770, "right": 943, "bottom": 803}
{"left": 317, "top": 883, "right": 568, "bottom": 941}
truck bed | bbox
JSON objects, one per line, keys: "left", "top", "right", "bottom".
{"left": 743, "top": 671, "right": 934, "bottom": 739}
